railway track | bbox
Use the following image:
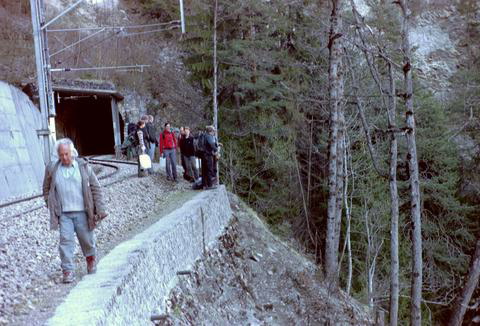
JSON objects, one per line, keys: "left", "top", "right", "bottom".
{"left": 0, "top": 157, "right": 139, "bottom": 218}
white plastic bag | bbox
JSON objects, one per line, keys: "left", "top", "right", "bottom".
{"left": 139, "top": 154, "right": 152, "bottom": 170}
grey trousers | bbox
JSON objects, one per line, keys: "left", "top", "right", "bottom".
{"left": 59, "top": 211, "right": 96, "bottom": 272}
{"left": 148, "top": 142, "right": 156, "bottom": 161}
{"left": 184, "top": 155, "right": 199, "bottom": 180}
{"left": 148, "top": 142, "right": 156, "bottom": 173}
{"left": 164, "top": 149, "right": 177, "bottom": 180}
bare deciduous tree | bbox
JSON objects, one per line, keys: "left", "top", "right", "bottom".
{"left": 398, "top": 1, "right": 423, "bottom": 324}
{"left": 325, "top": 0, "right": 345, "bottom": 285}
{"left": 449, "top": 237, "right": 480, "bottom": 326}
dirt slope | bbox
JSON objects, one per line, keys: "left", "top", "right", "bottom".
{"left": 159, "top": 194, "right": 374, "bottom": 325}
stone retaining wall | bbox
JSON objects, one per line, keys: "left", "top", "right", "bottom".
{"left": 0, "top": 81, "right": 45, "bottom": 201}
{"left": 48, "top": 186, "right": 232, "bottom": 325}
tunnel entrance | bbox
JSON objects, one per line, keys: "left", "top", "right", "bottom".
{"left": 55, "top": 92, "right": 124, "bottom": 156}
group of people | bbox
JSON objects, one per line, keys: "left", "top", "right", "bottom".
{"left": 125, "top": 115, "right": 221, "bottom": 190}
{"left": 41, "top": 112, "right": 222, "bottom": 284}
{"left": 43, "top": 118, "right": 221, "bottom": 283}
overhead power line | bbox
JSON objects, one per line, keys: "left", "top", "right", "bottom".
{"left": 41, "top": 0, "right": 85, "bottom": 30}
{"left": 51, "top": 64, "right": 151, "bottom": 72}
{"left": 50, "top": 28, "right": 105, "bottom": 57}
{"left": 47, "top": 21, "right": 181, "bottom": 33}
{"left": 120, "top": 25, "right": 180, "bottom": 37}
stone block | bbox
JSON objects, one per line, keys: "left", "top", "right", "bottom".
{"left": 0, "top": 148, "right": 17, "bottom": 167}
{"left": 0, "top": 81, "right": 12, "bottom": 101}
{"left": 0, "top": 96, "right": 15, "bottom": 115}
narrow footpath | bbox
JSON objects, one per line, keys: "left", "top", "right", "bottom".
{"left": 0, "top": 164, "right": 194, "bottom": 326}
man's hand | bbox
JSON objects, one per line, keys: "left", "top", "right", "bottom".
{"left": 95, "top": 212, "right": 108, "bottom": 223}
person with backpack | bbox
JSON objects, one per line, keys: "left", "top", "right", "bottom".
{"left": 135, "top": 120, "right": 151, "bottom": 177}
{"left": 159, "top": 122, "right": 178, "bottom": 182}
{"left": 145, "top": 115, "right": 159, "bottom": 163}
{"left": 179, "top": 127, "right": 199, "bottom": 182}
{"left": 127, "top": 121, "right": 136, "bottom": 135}
{"left": 178, "top": 126, "right": 188, "bottom": 180}
{"left": 200, "top": 125, "right": 218, "bottom": 190}
{"left": 123, "top": 121, "right": 138, "bottom": 160}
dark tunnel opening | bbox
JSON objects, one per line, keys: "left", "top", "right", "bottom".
{"left": 55, "top": 93, "right": 123, "bottom": 156}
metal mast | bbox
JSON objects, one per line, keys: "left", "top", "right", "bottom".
{"left": 30, "top": 0, "right": 54, "bottom": 163}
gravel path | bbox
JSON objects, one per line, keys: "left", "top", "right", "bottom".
{"left": 0, "top": 163, "right": 195, "bottom": 326}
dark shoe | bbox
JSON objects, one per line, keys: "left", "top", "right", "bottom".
{"left": 63, "top": 271, "right": 74, "bottom": 283}
{"left": 86, "top": 256, "right": 97, "bottom": 274}
{"left": 205, "top": 186, "right": 218, "bottom": 190}
{"left": 166, "top": 176, "right": 172, "bottom": 181}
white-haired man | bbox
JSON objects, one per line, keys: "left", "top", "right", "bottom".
{"left": 42, "top": 138, "right": 107, "bottom": 283}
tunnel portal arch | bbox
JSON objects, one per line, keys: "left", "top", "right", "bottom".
{"left": 53, "top": 86, "right": 124, "bottom": 157}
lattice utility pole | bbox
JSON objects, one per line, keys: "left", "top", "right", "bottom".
{"left": 30, "top": 0, "right": 86, "bottom": 163}
{"left": 30, "top": 0, "right": 54, "bottom": 163}
{"left": 30, "top": 0, "right": 185, "bottom": 163}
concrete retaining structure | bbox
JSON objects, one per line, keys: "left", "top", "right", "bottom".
{"left": 48, "top": 186, "right": 232, "bottom": 325}
{"left": 0, "top": 81, "right": 45, "bottom": 201}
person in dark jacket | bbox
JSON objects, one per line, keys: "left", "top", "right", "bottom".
{"left": 127, "top": 122, "right": 136, "bottom": 135}
{"left": 178, "top": 127, "right": 188, "bottom": 178}
{"left": 201, "top": 125, "right": 218, "bottom": 190}
{"left": 135, "top": 120, "right": 150, "bottom": 151}
{"left": 135, "top": 120, "right": 150, "bottom": 177}
{"left": 159, "top": 122, "right": 178, "bottom": 181}
{"left": 179, "top": 127, "right": 199, "bottom": 181}
{"left": 145, "top": 115, "right": 158, "bottom": 162}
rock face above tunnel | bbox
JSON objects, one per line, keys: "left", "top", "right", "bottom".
{"left": 47, "top": 186, "right": 232, "bottom": 325}
{"left": 0, "top": 81, "right": 45, "bottom": 202}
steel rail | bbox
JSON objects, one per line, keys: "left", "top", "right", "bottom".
{"left": 0, "top": 158, "right": 137, "bottom": 211}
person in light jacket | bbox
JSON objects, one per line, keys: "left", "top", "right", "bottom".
{"left": 43, "top": 138, "right": 107, "bottom": 283}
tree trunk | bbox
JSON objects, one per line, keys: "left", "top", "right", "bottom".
{"left": 212, "top": 0, "right": 219, "bottom": 181}
{"left": 348, "top": 3, "right": 401, "bottom": 322}
{"left": 449, "top": 237, "right": 480, "bottom": 326}
{"left": 399, "top": 1, "right": 423, "bottom": 324}
{"left": 343, "top": 136, "right": 353, "bottom": 294}
{"left": 387, "top": 61, "right": 400, "bottom": 326}
{"left": 335, "top": 102, "right": 345, "bottom": 277}
{"left": 324, "top": 0, "right": 345, "bottom": 285}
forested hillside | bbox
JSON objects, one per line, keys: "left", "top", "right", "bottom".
{"left": 1, "top": 0, "right": 479, "bottom": 324}
{"left": 174, "top": 0, "right": 480, "bottom": 324}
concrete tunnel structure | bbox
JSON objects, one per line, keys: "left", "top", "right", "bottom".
{"left": 52, "top": 81, "right": 125, "bottom": 157}
{"left": 23, "top": 79, "right": 126, "bottom": 157}
{"left": 0, "top": 80, "right": 126, "bottom": 202}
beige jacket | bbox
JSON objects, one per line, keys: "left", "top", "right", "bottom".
{"left": 42, "top": 158, "right": 106, "bottom": 231}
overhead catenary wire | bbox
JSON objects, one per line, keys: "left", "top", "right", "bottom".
{"left": 59, "top": 28, "right": 122, "bottom": 66}
{"left": 44, "top": 1, "right": 185, "bottom": 79}
{"left": 50, "top": 27, "right": 106, "bottom": 57}
{"left": 54, "top": 22, "right": 180, "bottom": 68}
{"left": 41, "top": 0, "right": 85, "bottom": 30}
{"left": 51, "top": 64, "right": 150, "bottom": 72}
{"left": 119, "top": 25, "right": 180, "bottom": 37}
{"left": 46, "top": 20, "right": 181, "bottom": 33}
